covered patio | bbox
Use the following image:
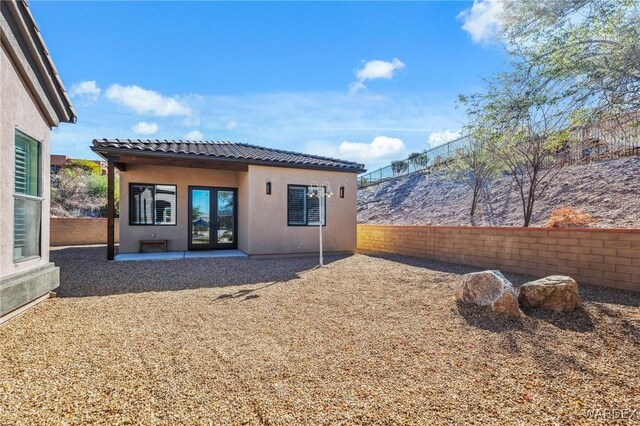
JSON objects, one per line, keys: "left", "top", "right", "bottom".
{"left": 92, "top": 138, "right": 363, "bottom": 260}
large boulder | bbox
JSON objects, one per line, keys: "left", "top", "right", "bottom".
{"left": 455, "top": 270, "right": 523, "bottom": 318}
{"left": 518, "top": 275, "right": 582, "bottom": 313}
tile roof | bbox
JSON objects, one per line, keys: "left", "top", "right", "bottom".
{"left": 92, "top": 139, "right": 366, "bottom": 173}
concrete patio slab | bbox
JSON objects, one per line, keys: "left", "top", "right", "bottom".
{"left": 114, "top": 250, "right": 248, "bottom": 261}
{"left": 115, "top": 252, "right": 185, "bottom": 261}
{"left": 184, "top": 250, "right": 248, "bottom": 259}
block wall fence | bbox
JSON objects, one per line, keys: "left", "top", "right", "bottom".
{"left": 50, "top": 218, "right": 119, "bottom": 247}
{"left": 357, "top": 224, "right": 640, "bottom": 291}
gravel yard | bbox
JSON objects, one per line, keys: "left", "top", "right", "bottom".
{"left": 1, "top": 246, "right": 639, "bottom": 424}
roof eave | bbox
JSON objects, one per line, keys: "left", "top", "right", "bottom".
{"left": 2, "top": 1, "right": 76, "bottom": 125}
{"left": 91, "top": 146, "right": 366, "bottom": 174}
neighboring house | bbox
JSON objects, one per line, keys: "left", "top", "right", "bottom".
{"left": 91, "top": 139, "right": 365, "bottom": 259}
{"left": 1, "top": 1, "right": 76, "bottom": 321}
{"left": 50, "top": 154, "right": 68, "bottom": 174}
{"left": 51, "top": 154, "right": 108, "bottom": 175}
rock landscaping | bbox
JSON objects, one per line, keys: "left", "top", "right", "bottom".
{"left": 457, "top": 271, "right": 585, "bottom": 316}
{"left": 455, "top": 270, "right": 523, "bottom": 318}
{"left": 518, "top": 275, "right": 583, "bottom": 313}
{"left": 1, "top": 247, "right": 639, "bottom": 424}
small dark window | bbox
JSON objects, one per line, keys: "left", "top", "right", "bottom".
{"left": 130, "top": 184, "right": 176, "bottom": 225}
{"left": 287, "top": 185, "right": 326, "bottom": 226}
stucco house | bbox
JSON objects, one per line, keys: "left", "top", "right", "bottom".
{"left": 90, "top": 139, "right": 365, "bottom": 259}
{"left": 0, "top": 1, "right": 76, "bottom": 321}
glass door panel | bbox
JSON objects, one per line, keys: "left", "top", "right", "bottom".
{"left": 189, "top": 187, "right": 237, "bottom": 250}
{"left": 216, "top": 190, "right": 235, "bottom": 245}
{"left": 191, "top": 189, "right": 211, "bottom": 247}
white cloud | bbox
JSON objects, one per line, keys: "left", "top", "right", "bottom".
{"left": 105, "top": 84, "right": 191, "bottom": 116}
{"left": 428, "top": 130, "right": 461, "bottom": 147}
{"left": 184, "top": 130, "right": 204, "bottom": 140}
{"left": 69, "top": 80, "right": 101, "bottom": 100}
{"left": 131, "top": 121, "right": 158, "bottom": 135}
{"left": 337, "top": 136, "right": 407, "bottom": 163}
{"left": 50, "top": 89, "right": 464, "bottom": 169}
{"left": 226, "top": 120, "right": 238, "bottom": 130}
{"left": 349, "top": 58, "right": 406, "bottom": 94}
{"left": 458, "top": 0, "right": 504, "bottom": 44}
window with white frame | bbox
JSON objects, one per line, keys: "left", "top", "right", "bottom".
{"left": 14, "top": 131, "right": 41, "bottom": 262}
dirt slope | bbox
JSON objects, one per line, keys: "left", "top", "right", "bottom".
{"left": 357, "top": 156, "right": 640, "bottom": 228}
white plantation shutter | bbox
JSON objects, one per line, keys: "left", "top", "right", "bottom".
{"left": 154, "top": 185, "right": 176, "bottom": 224}
{"left": 13, "top": 132, "right": 41, "bottom": 261}
{"left": 307, "top": 194, "right": 320, "bottom": 225}
{"left": 287, "top": 186, "right": 307, "bottom": 225}
{"left": 14, "top": 140, "right": 28, "bottom": 193}
{"left": 287, "top": 185, "right": 326, "bottom": 226}
{"left": 130, "top": 184, "right": 176, "bottom": 225}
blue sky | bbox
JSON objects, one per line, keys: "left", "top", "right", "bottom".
{"left": 32, "top": 1, "right": 506, "bottom": 170}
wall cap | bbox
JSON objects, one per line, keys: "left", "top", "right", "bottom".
{"left": 357, "top": 224, "right": 640, "bottom": 234}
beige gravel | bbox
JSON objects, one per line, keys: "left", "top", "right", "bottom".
{"left": 1, "top": 246, "right": 639, "bottom": 425}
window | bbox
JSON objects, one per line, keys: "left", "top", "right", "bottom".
{"left": 130, "top": 184, "right": 176, "bottom": 225}
{"left": 287, "top": 185, "right": 326, "bottom": 226}
{"left": 14, "top": 131, "right": 41, "bottom": 262}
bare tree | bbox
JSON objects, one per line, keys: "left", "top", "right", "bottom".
{"left": 448, "top": 135, "right": 499, "bottom": 217}
{"left": 490, "top": 106, "right": 570, "bottom": 227}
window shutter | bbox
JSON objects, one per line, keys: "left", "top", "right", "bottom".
{"left": 154, "top": 185, "right": 177, "bottom": 225}
{"left": 307, "top": 193, "right": 320, "bottom": 225}
{"left": 287, "top": 186, "right": 306, "bottom": 225}
{"left": 14, "top": 140, "right": 28, "bottom": 194}
{"left": 130, "top": 185, "right": 154, "bottom": 225}
{"left": 14, "top": 132, "right": 41, "bottom": 261}
{"left": 15, "top": 134, "right": 39, "bottom": 196}
{"left": 130, "top": 184, "right": 176, "bottom": 225}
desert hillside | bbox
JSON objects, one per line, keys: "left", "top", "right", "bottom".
{"left": 357, "top": 156, "right": 640, "bottom": 228}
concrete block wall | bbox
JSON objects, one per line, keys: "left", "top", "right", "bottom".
{"left": 50, "top": 218, "right": 119, "bottom": 246}
{"left": 357, "top": 224, "right": 640, "bottom": 291}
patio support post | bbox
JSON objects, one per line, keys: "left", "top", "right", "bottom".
{"left": 107, "top": 156, "right": 115, "bottom": 260}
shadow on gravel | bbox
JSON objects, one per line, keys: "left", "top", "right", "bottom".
{"left": 215, "top": 282, "right": 283, "bottom": 302}
{"left": 521, "top": 306, "right": 595, "bottom": 333}
{"left": 360, "top": 251, "right": 534, "bottom": 285}
{"left": 51, "top": 246, "right": 347, "bottom": 298}
{"left": 456, "top": 302, "right": 527, "bottom": 332}
{"left": 361, "top": 252, "right": 640, "bottom": 307}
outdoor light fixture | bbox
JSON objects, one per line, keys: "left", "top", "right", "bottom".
{"left": 309, "top": 181, "right": 333, "bottom": 266}
{"left": 340, "top": 186, "right": 345, "bottom": 198}
{"left": 266, "top": 181, "right": 271, "bottom": 195}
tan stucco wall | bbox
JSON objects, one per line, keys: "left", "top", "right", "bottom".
{"left": 243, "top": 165, "right": 357, "bottom": 255}
{"left": 237, "top": 170, "right": 250, "bottom": 253}
{"left": 0, "top": 43, "right": 52, "bottom": 279}
{"left": 119, "top": 164, "right": 242, "bottom": 253}
{"left": 118, "top": 163, "right": 358, "bottom": 255}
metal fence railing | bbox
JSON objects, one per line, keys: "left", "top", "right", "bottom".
{"left": 358, "top": 116, "right": 640, "bottom": 188}
{"left": 357, "top": 135, "right": 471, "bottom": 188}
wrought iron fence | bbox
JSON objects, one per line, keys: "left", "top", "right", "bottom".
{"left": 358, "top": 116, "right": 640, "bottom": 188}
{"left": 357, "top": 135, "right": 471, "bottom": 187}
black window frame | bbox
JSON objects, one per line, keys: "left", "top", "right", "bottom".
{"left": 287, "top": 184, "right": 327, "bottom": 227}
{"left": 129, "top": 183, "right": 178, "bottom": 226}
